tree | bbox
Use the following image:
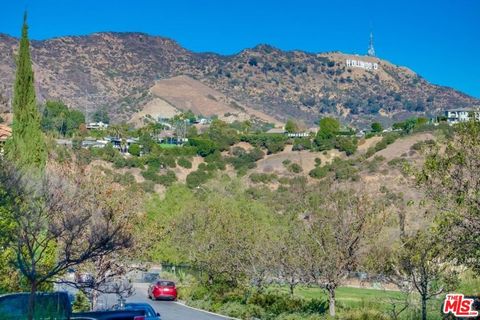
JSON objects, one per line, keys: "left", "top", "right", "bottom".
{"left": 92, "top": 109, "right": 110, "bottom": 124}
{"left": 73, "top": 253, "right": 142, "bottom": 310}
{"left": 304, "top": 186, "right": 384, "bottom": 317}
{"left": 371, "top": 122, "right": 383, "bottom": 133}
{"left": 41, "top": 101, "right": 85, "bottom": 137}
{"left": 384, "top": 229, "right": 457, "bottom": 320}
{"left": 285, "top": 119, "right": 298, "bottom": 133}
{"left": 4, "top": 13, "right": 47, "bottom": 171}
{"left": 0, "top": 163, "right": 139, "bottom": 319}
{"left": 316, "top": 117, "right": 340, "bottom": 140}
{"left": 418, "top": 121, "right": 480, "bottom": 272}
{"left": 335, "top": 136, "right": 357, "bottom": 156}
{"left": 273, "top": 219, "right": 310, "bottom": 295}
{"left": 172, "top": 182, "right": 273, "bottom": 288}
{"left": 128, "top": 143, "right": 141, "bottom": 157}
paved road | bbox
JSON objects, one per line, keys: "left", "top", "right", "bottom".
{"left": 127, "top": 283, "right": 232, "bottom": 320}
{"left": 56, "top": 282, "right": 232, "bottom": 320}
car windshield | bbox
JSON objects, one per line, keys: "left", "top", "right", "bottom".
{"left": 124, "top": 304, "right": 155, "bottom": 317}
{"left": 157, "top": 281, "right": 175, "bottom": 287}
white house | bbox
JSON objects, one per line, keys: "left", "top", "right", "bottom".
{"left": 86, "top": 121, "right": 109, "bottom": 130}
{"left": 445, "top": 108, "right": 480, "bottom": 125}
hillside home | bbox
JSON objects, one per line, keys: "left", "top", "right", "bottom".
{"left": 445, "top": 108, "right": 480, "bottom": 124}
{"left": 86, "top": 121, "right": 109, "bottom": 130}
{"left": 266, "top": 127, "right": 311, "bottom": 137}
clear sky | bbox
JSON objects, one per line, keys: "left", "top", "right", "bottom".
{"left": 1, "top": 0, "right": 479, "bottom": 98}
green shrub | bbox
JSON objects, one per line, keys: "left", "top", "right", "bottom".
{"left": 125, "top": 156, "right": 144, "bottom": 168}
{"left": 241, "top": 134, "right": 287, "bottom": 154}
{"left": 250, "top": 173, "right": 278, "bottom": 183}
{"left": 247, "top": 292, "right": 304, "bottom": 315}
{"left": 387, "top": 157, "right": 409, "bottom": 168}
{"left": 161, "top": 155, "right": 176, "bottom": 168}
{"left": 156, "top": 170, "right": 177, "bottom": 186}
{"left": 186, "top": 170, "right": 211, "bottom": 188}
{"left": 288, "top": 163, "right": 302, "bottom": 173}
{"left": 228, "top": 148, "right": 264, "bottom": 172}
{"left": 177, "top": 157, "right": 193, "bottom": 169}
{"left": 282, "top": 159, "right": 292, "bottom": 166}
{"left": 314, "top": 158, "right": 321, "bottom": 166}
{"left": 411, "top": 139, "right": 436, "bottom": 151}
{"left": 292, "top": 138, "right": 312, "bottom": 151}
{"left": 113, "top": 155, "right": 127, "bottom": 168}
{"left": 204, "top": 151, "right": 227, "bottom": 170}
{"left": 140, "top": 180, "right": 155, "bottom": 193}
{"left": 189, "top": 138, "right": 218, "bottom": 157}
{"left": 335, "top": 136, "right": 358, "bottom": 156}
{"left": 309, "top": 165, "right": 329, "bottom": 179}
{"left": 128, "top": 143, "right": 141, "bottom": 156}
{"left": 217, "top": 301, "right": 266, "bottom": 319}
{"left": 141, "top": 168, "right": 158, "bottom": 182}
{"left": 113, "top": 172, "right": 136, "bottom": 186}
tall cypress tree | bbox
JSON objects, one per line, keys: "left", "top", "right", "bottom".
{"left": 5, "top": 12, "right": 46, "bottom": 170}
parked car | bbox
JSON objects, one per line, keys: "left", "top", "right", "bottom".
{"left": 0, "top": 292, "right": 146, "bottom": 320}
{"left": 147, "top": 280, "right": 177, "bottom": 301}
{"left": 0, "top": 292, "right": 71, "bottom": 319}
{"left": 71, "top": 310, "right": 146, "bottom": 320}
{"left": 111, "top": 303, "right": 160, "bottom": 320}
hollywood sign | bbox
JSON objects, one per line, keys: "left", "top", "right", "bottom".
{"left": 346, "top": 59, "right": 378, "bottom": 71}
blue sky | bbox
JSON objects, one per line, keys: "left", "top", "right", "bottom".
{"left": 1, "top": 0, "right": 479, "bottom": 98}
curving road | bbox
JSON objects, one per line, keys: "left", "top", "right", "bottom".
{"left": 126, "top": 283, "right": 234, "bottom": 320}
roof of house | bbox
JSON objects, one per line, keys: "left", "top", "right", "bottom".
{"left": 266, "top": 128, "right": 286, "bottom": 134}
{"left": 446, "top": 108, "right": 476, "bottom": 112}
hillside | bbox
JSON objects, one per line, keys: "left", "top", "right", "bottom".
{"left": 0, "top": 32, "right": 478, "bottom": 125}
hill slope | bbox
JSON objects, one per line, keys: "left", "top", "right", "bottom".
{"left": 0, "top": 32, "right": 477, "bottom": 125}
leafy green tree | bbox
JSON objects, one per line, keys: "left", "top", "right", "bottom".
{"left": 371, "top": 122, "right": 383, "bottom": 133}
{"left": 317, "top": 117, "right": 340, "bottom": 140}
{"left": 418, "top": 121, "right": 480, "bottom": 273}
{"left": 304, "top": 188, "right": 385, "bottom": 317}
{"left": 381, "top": 228, "right": 457, "bottom": 320}
{"left": 41, "top": 101, "right": 85, "bottom": 136}
{"left": 285, "top": 119, "right": 298, "bottom": 133}
{"left": 92, "top": 109, "right": 110, "bottom": 124}
{"left": 4, "top": 13, "right": 47, "bottom": 171}
{"left": 206, "top": 119, "right": 239, "bottom": 151}
{"left": 128, "top": 143, "right": 141, "bottom": 157}
{"left": 335, "top": 136, "right": 358, "bottom": 156}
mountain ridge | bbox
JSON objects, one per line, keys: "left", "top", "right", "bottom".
{"left": 0, "top": 31, "right": 478, "bottom": 126}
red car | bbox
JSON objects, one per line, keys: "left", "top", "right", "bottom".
{"left": 148, "top": 280, "right": 177, "bottom": 301}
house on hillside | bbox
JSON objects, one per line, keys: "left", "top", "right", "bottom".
{"left": 266, "top": 128, "right": 287, "bottom": 134}
{"left": 445, "top": 108, "right": 480, "bottom": 125}
{"left": 266, "top": 127, "right": 312, "bottom": 138}
{"left": 86, "top": 121, "right": 109, "bottom": 130}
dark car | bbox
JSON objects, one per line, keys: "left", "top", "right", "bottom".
{"left": 112, "top": 303, "right": 161, "bottom": 320}
{"left": 148, "top": 280, "right": 177, "bottom": 301}
{"left": 71, "top": 310, "right": 146, "bottom": 320}
{"left": 0, "top": 292, "right": 71, "bottom": 319}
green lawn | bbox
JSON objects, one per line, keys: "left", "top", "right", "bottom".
{"left": 159, "top": 143, "right": 180, "bottom": 148}
{"left": 269, "top": 285, "right": 445, "bottom": 319}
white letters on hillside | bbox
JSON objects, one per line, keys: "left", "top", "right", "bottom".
{"left": 346, "top": 59, "right": 378, "bottom": 71}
